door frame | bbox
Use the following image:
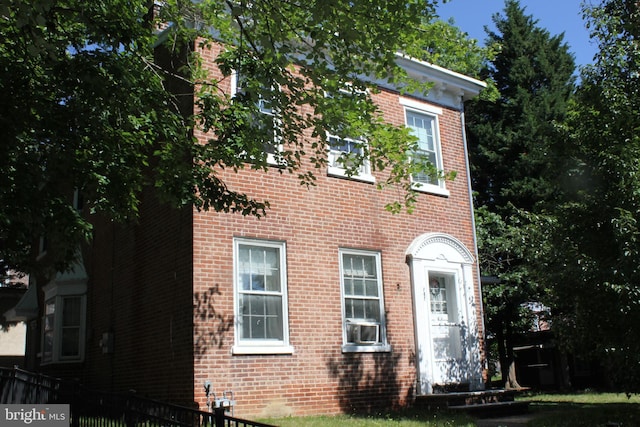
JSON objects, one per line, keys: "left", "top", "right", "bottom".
{"left": 406, "top": 232, "right": 484, "bottom": 395}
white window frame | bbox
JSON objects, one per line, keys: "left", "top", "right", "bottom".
{"left": 401, "top": 97, "right": 450, "bottom": 197}
{"left": 325, "top": 87, "right": 375, "bottom": 183}
{"left": 339, "top": 248, "right": 390, "bottom": 353}
{"left": 232, "top": 238, "right": 293, "bottom": 355}
{"left": 326, "top": 134, "right": 375, "bottom": 183}
{"left": 41, "top": 281, "right": 87, "bottom": 364}
{"left": 231, "top": 71, "right": 284, "bottom": 166}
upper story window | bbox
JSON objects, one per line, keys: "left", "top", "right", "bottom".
{"left": 327, "top": 134, "right": 374, "bottom": 182}
{"left": 325, "top": 87, "right": 375, "bottom": 183}
{"left": 233, "top": 238, "right": 293, "bottom": 354}
{"left": 41, "top": 273, "right": 87, "bottom": 364}
{"left": 231, "top": 71, "right": 283, "bottom": 165}
{"left": 339, "top": 248, "right": 390, "bottom": 353}
{"left": 401, "top": 97, "right": 450, "bottom": 197}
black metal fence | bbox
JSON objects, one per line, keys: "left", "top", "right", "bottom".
{"left": 0, "top": 367, "right": 276, "bottom": 427}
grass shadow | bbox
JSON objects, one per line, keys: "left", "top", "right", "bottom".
{"left": 523, "top": 392, "right": 640, "bottom": 426}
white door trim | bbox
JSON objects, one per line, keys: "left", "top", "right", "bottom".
{"left": 406, "top": 233, "right": 483, "bottom": 395}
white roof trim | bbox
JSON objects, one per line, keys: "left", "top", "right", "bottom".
{"left": 395, "top": 54, "right": 486, "bottom": 100}
{"left": 389, "top": 54, "right": 486, "bottom": 110}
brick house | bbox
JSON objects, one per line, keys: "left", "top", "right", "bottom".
{"left": 10, "top": 42, "right": 486, "bottom": 417}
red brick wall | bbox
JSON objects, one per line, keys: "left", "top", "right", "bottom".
{"left": 41, "top": 41, "right": 483, "bottom": 417}
{"left": 190, "top": 43, "right": 483, "bottom": 417}
{"left": 78, "top": 187, "right": 196, "bottom": 405}
{"left": 36, "top": 42, "right": 200, "bottom": 405}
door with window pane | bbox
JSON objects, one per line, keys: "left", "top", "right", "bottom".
{"left": 414, "top": 267, "right": 469, "bottom": 391}
{"left": 427, "top": 272, "right": 463, "bottom": 385}
{"left": 408, "top": 233, "right": 483, "bottom": 394}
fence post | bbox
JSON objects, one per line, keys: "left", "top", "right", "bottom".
{"left": 213, "top": 406, "right": 225, "bottom": 427}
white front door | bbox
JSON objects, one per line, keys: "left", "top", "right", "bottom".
{"left": 425, "top": 269, "right": 467, "bottom": 388}
{"left": 407, "top": 233, "right": 484, "bottom": 395}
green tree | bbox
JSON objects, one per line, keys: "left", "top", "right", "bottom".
{"left": 420, "top": 18, "right": 491, "bottom": 79}
{"left": 0, "top": 0, "right": 485, "bottom": 277}
{"left": 545, "top": 0, "right": 640, "bottom": 392}
{"left": 465, "top": 0, "right": 576, "bottom": 388}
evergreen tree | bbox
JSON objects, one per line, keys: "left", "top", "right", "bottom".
{"left": 465, "top": 0, "right": 576, "bottom": 388}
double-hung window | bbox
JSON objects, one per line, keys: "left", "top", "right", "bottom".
{"left": 233, "top": 238, "right": 292, "bottom": 354}
{"left": 231, "top": 72, "right": 283, "bottom": 165}
{"left": 40, "top": 197, "right": 87, "bottom": 364}
{"left": 401, "top": 97, "right": 449, "bottom": 196}
{"left": 339, "top": 249, "right": 389, "bottom": 352}
{"left": 325, "top": 88, "right": 375, "bottom": 183}
{"left": 327, "top": 134, "right": 374, "bottom": 182}
{"left": 41, "top": 278, "right": 87, "bottom": 364}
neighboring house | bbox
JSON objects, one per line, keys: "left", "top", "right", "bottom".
{"left": 0, "top": 320, "right": 26, "bottom": 368}
{"left": 10, "top": 43, "right": 487, "bottom": 417}
{"left": 1, "top": 274, "right": 29, "bottom": 368}
{"left": 512, "top": 302, "right": 604, "bottom": 391}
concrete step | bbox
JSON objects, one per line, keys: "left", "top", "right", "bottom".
{"left": 414, "top": 388, "right": 527, "bottom": 412}
{"left": 415, "top": 389, "right": 529, "bottom": 416}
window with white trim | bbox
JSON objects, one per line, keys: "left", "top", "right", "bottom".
{"left": 401, "top": 97, "right": 449, "bottom": 196}
{"left": 231, "top": 72, "right": 283, "bottom": 165}
{"left": 339, "top": 249, "right": 389, "bottom": 352}
{"left": 325, "top": 87, "right": 374, "bottom": 182}
{"left": 233, "top": 238, "right": 292, "bottom": 354}
{"left": 327, "top": 134, "right": 374, "bottom": 182}
{"left": 41, "top": 281, "right": 86, "bottom": 364}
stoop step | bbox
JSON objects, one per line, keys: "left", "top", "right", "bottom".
{"left": 414, "top": 389, "right": 529, "bottom": 417}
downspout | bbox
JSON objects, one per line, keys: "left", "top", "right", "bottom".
{"left": 459, "top": 97, "right": 487, "bottom": 389}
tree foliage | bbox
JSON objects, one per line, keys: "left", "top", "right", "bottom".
{"left": 0, "top": 0, "right": 486, "bottom": 276}
{"left": 543, "top": 0, "right": 640, "bottom": 392}
{"left": 464, "top": 0, "right": 576, "bottom": 387}
{"left": 420, "top": 18, "right": 493, "bottom": 79}
{"left": 1, "top": 0, "right": 189, "bottom": 274}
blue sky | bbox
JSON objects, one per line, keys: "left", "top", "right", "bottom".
{"left": 437, "top": 0, "right": 598, "bottom": 67}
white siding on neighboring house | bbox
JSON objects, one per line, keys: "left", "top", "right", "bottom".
{"left": 0, "top": 322, "right": 26, "bottom": 356}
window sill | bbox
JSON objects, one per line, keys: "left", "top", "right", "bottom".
{"left": 342, "top": 344, "right": 392, "bottom": 353}
{"left": 328, "top": 167, "right": 376, "bottom": 183}
{"left": 411, "top": 182, "right": 450, "bottom": 197}
{"left": 266, "top": 153, "right": 287, "bottom": 168}
{"left": 232, "top": 345, "right": 295, "bottom": 355}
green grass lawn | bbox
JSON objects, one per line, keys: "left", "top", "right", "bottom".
{"left": 259, "top": 392, "right": 640, "bottom": 427}
{"left": 260, "top": 410, "right": 476, "bottom": 427}
{"left": 524, "top": 392, "right": 640, "bottom": 426}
